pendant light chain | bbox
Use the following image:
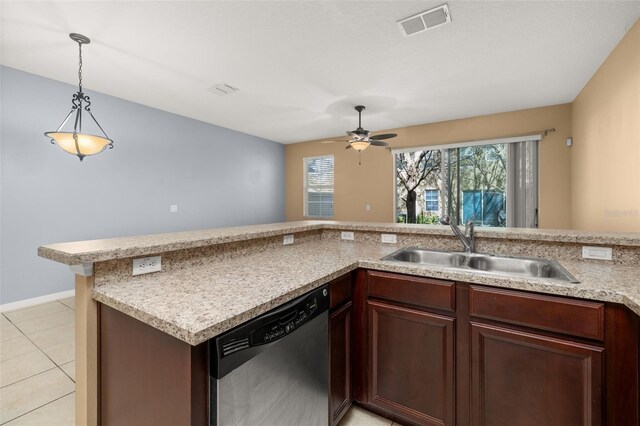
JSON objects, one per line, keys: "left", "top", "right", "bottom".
{"left": 78, "top": 41, "right": 83, "bottom": 93}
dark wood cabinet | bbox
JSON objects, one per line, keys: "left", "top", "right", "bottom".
{"left": 367, "top": 300, "right": 455, "bottom": 426}
{"left": 353, "top": 270, "right": 639, "bottom": 426}
{"left": 470, "top": 322, "right": 603, "bottom": 426}
{"left": 467, "top": 285, "right": 607, "bottom": 426}
{"left": 330, "top": 301, "right": 352, "bottom": 425}
{"left": 100, "top": 305, "right": 208, "bottom": 426}
{"left": 360, "top": 270, "right": 457, "bottom": 425}
{"left": 329, "top": 273, "right": 354, "bottom": 426}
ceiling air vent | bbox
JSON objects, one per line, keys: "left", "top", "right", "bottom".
{"left": 208, "top": 83, "right": 239, "bottom": 96}
{"left": 398, "top": 4, "right": 451, "bottom": 37}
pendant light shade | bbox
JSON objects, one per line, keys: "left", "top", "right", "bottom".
{"left": 44, "top": 132, "right": 112, "bottom": 157}
{"left": 45, "top": 33, "right": 113, "bottom": 161}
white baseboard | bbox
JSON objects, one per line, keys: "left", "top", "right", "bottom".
{"left": 1, "top": 289, "right": 75, "bottom": 313}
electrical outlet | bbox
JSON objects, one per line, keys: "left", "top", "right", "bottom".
{"left": 582, "top": 246, "right": 612, "bottom": 261}
{"left": 341, "top": 231, "right": 355, "bottom": 241}
{"left": 169, "top": 205, "right": 178, "bottom": 213}
{"left": 283, "top": 234, "right": 294, "bottom": 245}
{"left": 381, "top": 234, "right": 397, "bottom": 244}
{"left": 133, "top": 256, "right": 162, "bottom": 276}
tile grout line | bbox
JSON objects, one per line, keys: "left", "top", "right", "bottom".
{"left": 3, "top": 301, "right": 74, "bottom": 342}
{"left": 2, "top": 300, "right": 75, "bottom": 324}
{"left": 57, "top": 299, "right": 75, "bottom": 311}
{"left": 1, "top": 332, "right": 72, "bottom": 389}
{"left": 2, "top": 307, "right": 75, "bottom": 337}
{"left": 59, "top": 362, "right": 76, "bottom": 383}
{"left": 0, "top": 366, "right": 59, "bottom": 390}
{"left": 1, "top": 300, "right": 76, "bottom": 424}
{"left": 0, "top": 391, "right": 75, "bottom": 425}
{"left": 9, "top": 325, "right": 68, "bottom": 368}
{"left": 1, "top": 302, "right": 76, "bottom": 388}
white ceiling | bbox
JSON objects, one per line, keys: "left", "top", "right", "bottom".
{"left": 1, "top": 1, "right": 639, "bottom": 144}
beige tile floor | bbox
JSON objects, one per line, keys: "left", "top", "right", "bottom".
{"left": 339, "top": 405, "right": 401, "bottom": 426}
{"left": 0, "top": 296, "right": 393, "bottom": 426}
{"left": 0, "top": 297, "right": 75, "bottom": 425}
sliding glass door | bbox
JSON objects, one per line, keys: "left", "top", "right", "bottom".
{"left": 394, "top": 138, "right": 539, "bottom": 228}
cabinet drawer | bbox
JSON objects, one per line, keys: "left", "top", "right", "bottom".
{"left": 367, "top": 271, "right": 455, "bottom": 313}
{"left": 469, "top": 286, "right": 605, "bottom": 340}
{"left": 329, "top": 274, "right": 352, "bottom": 310}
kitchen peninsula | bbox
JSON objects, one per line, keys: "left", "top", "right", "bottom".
{"left": 38, "top": 221, "right": 640, "bottom": 426}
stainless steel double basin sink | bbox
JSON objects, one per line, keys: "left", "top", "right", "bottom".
{"left": 381, "top": 247, "right": 579, "bottom": 283}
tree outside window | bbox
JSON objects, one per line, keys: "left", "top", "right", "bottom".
{"left": 395, "top": 143, "right": 508, "bottom": 226}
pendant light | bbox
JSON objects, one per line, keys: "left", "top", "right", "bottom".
{"left": 45, "top": 33, "right": 113, "bottom": 161}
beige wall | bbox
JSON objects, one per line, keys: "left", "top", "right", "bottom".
{"left": 571, "top": 19, "right": 640, "bottom": 233}
{"left": 286, "top": 104, "right": 573, "bottom": 228}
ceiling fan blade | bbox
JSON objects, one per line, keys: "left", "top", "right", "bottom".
{"left": 370, "top": 140, "right": 389, "bottom": 147}
{"left": 345, "top": 144, "right": 353, "bottom": 149}
{"left": 370, "top": 133, "right": 397, "bottom": 140}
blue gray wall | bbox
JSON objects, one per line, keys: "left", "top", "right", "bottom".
{"left": 0, "top": 66, "right": 285, "bottom": 304}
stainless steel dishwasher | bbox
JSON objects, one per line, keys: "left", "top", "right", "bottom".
{"left": 210, "top": 285, "right": 329, "bottom": 426}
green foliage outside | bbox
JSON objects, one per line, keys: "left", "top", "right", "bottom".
{"left": 416, "top": 213, "right": 440, "bottom": 224}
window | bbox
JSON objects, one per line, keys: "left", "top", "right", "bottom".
{"left": 304, "top": 155, "right": 334, "bottom": 218}
{"left": 425, "top": 190, "right": 439, "bottom": 212}
{"left": 394, "top": 136, "right": 539, "bottom": 228}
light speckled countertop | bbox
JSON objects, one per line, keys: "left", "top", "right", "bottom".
{"left": 92, "top": 240, "right": 640, "bottom": 346}
{"left": 39, "top": 221, "right": 640, "bottom": 265}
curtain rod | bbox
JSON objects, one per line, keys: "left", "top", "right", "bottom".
{"left": 388, "top": 128, "right": 556, "bottom": 153}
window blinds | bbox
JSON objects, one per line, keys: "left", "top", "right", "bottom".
{"left": 304, "top": 155, "right": 334, "bottom": 217}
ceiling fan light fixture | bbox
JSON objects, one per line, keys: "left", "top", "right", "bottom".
{"left": 350, "top": 140, "right": 371, "bottom": 151}
{"left": 342, "top": 105, "right": 396, "bottom": 152}
{"left": 45, "top": 33, "right": 113, "bottom": 161}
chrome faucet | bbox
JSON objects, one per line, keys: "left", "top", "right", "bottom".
{"left": 440, "top": 215, "right": 475, "bottom": 253}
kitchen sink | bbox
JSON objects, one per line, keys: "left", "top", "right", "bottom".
{"left": 381, "top": 248, "right": 579, "bottom": 283}
{"left": 387, "top": 248, "right": 467, "bottom": 267}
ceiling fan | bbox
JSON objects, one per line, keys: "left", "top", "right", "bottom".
{"left": 343, "top": 106, "right": 397, "bottom": 151}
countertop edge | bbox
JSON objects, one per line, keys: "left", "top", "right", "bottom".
{"left": 39, "top": 221, "right": 640, "bottom": 265}
{"left": 93, "top": 263, "right": 359, "bottom": 346}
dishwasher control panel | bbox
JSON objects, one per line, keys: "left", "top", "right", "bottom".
{"left": 252, "top": 298, "right": 318, "bottom": 344}
{"left": 214, "top": 284, "right": 329, "bottom": 367}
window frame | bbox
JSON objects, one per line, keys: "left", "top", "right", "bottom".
{"left": 392, "top": 134, "right": 541, "bottom": 227}
{"left": 303, "top": 154, "right": 335, "bottom": 218}
{"left": 425, "top": 189, "right": 439, "bottom": 213}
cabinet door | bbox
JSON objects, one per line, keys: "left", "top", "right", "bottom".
{"left": 330, "top": 302, "right": 352, "bottom": 426}
{"left": 368, "top": 300, "right": 455, "bottom": 426}
{"left": 470, "top": 323, "right": 603, "bottom": 426}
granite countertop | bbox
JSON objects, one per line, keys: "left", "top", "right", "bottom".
{"left": 92, "top": 240, "right": 640, "bottom": 346}
{"left": 39, "top": 221, "right": 640, "bottom": 265}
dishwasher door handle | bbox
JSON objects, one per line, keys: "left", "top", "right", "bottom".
{"left": 278, "top": 309, "right": 299, "bottom": 325}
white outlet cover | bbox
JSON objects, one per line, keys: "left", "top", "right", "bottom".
{"left": 341, "top": 231, "right": 355, "bottom": 241}
{"left": 381, "top": 234, "right": 397, "bottom": 244}
{"left": 170, "top": 205, "right": 178, "bottom": 213}
{"left": 582, "top": 246, "right": 612, "bottom": 260}
{"left": 283, "top": 234, "right": 294, "bottom": 245}
{"left": 133, "top": 256, "right": 162, "bottom": 276}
